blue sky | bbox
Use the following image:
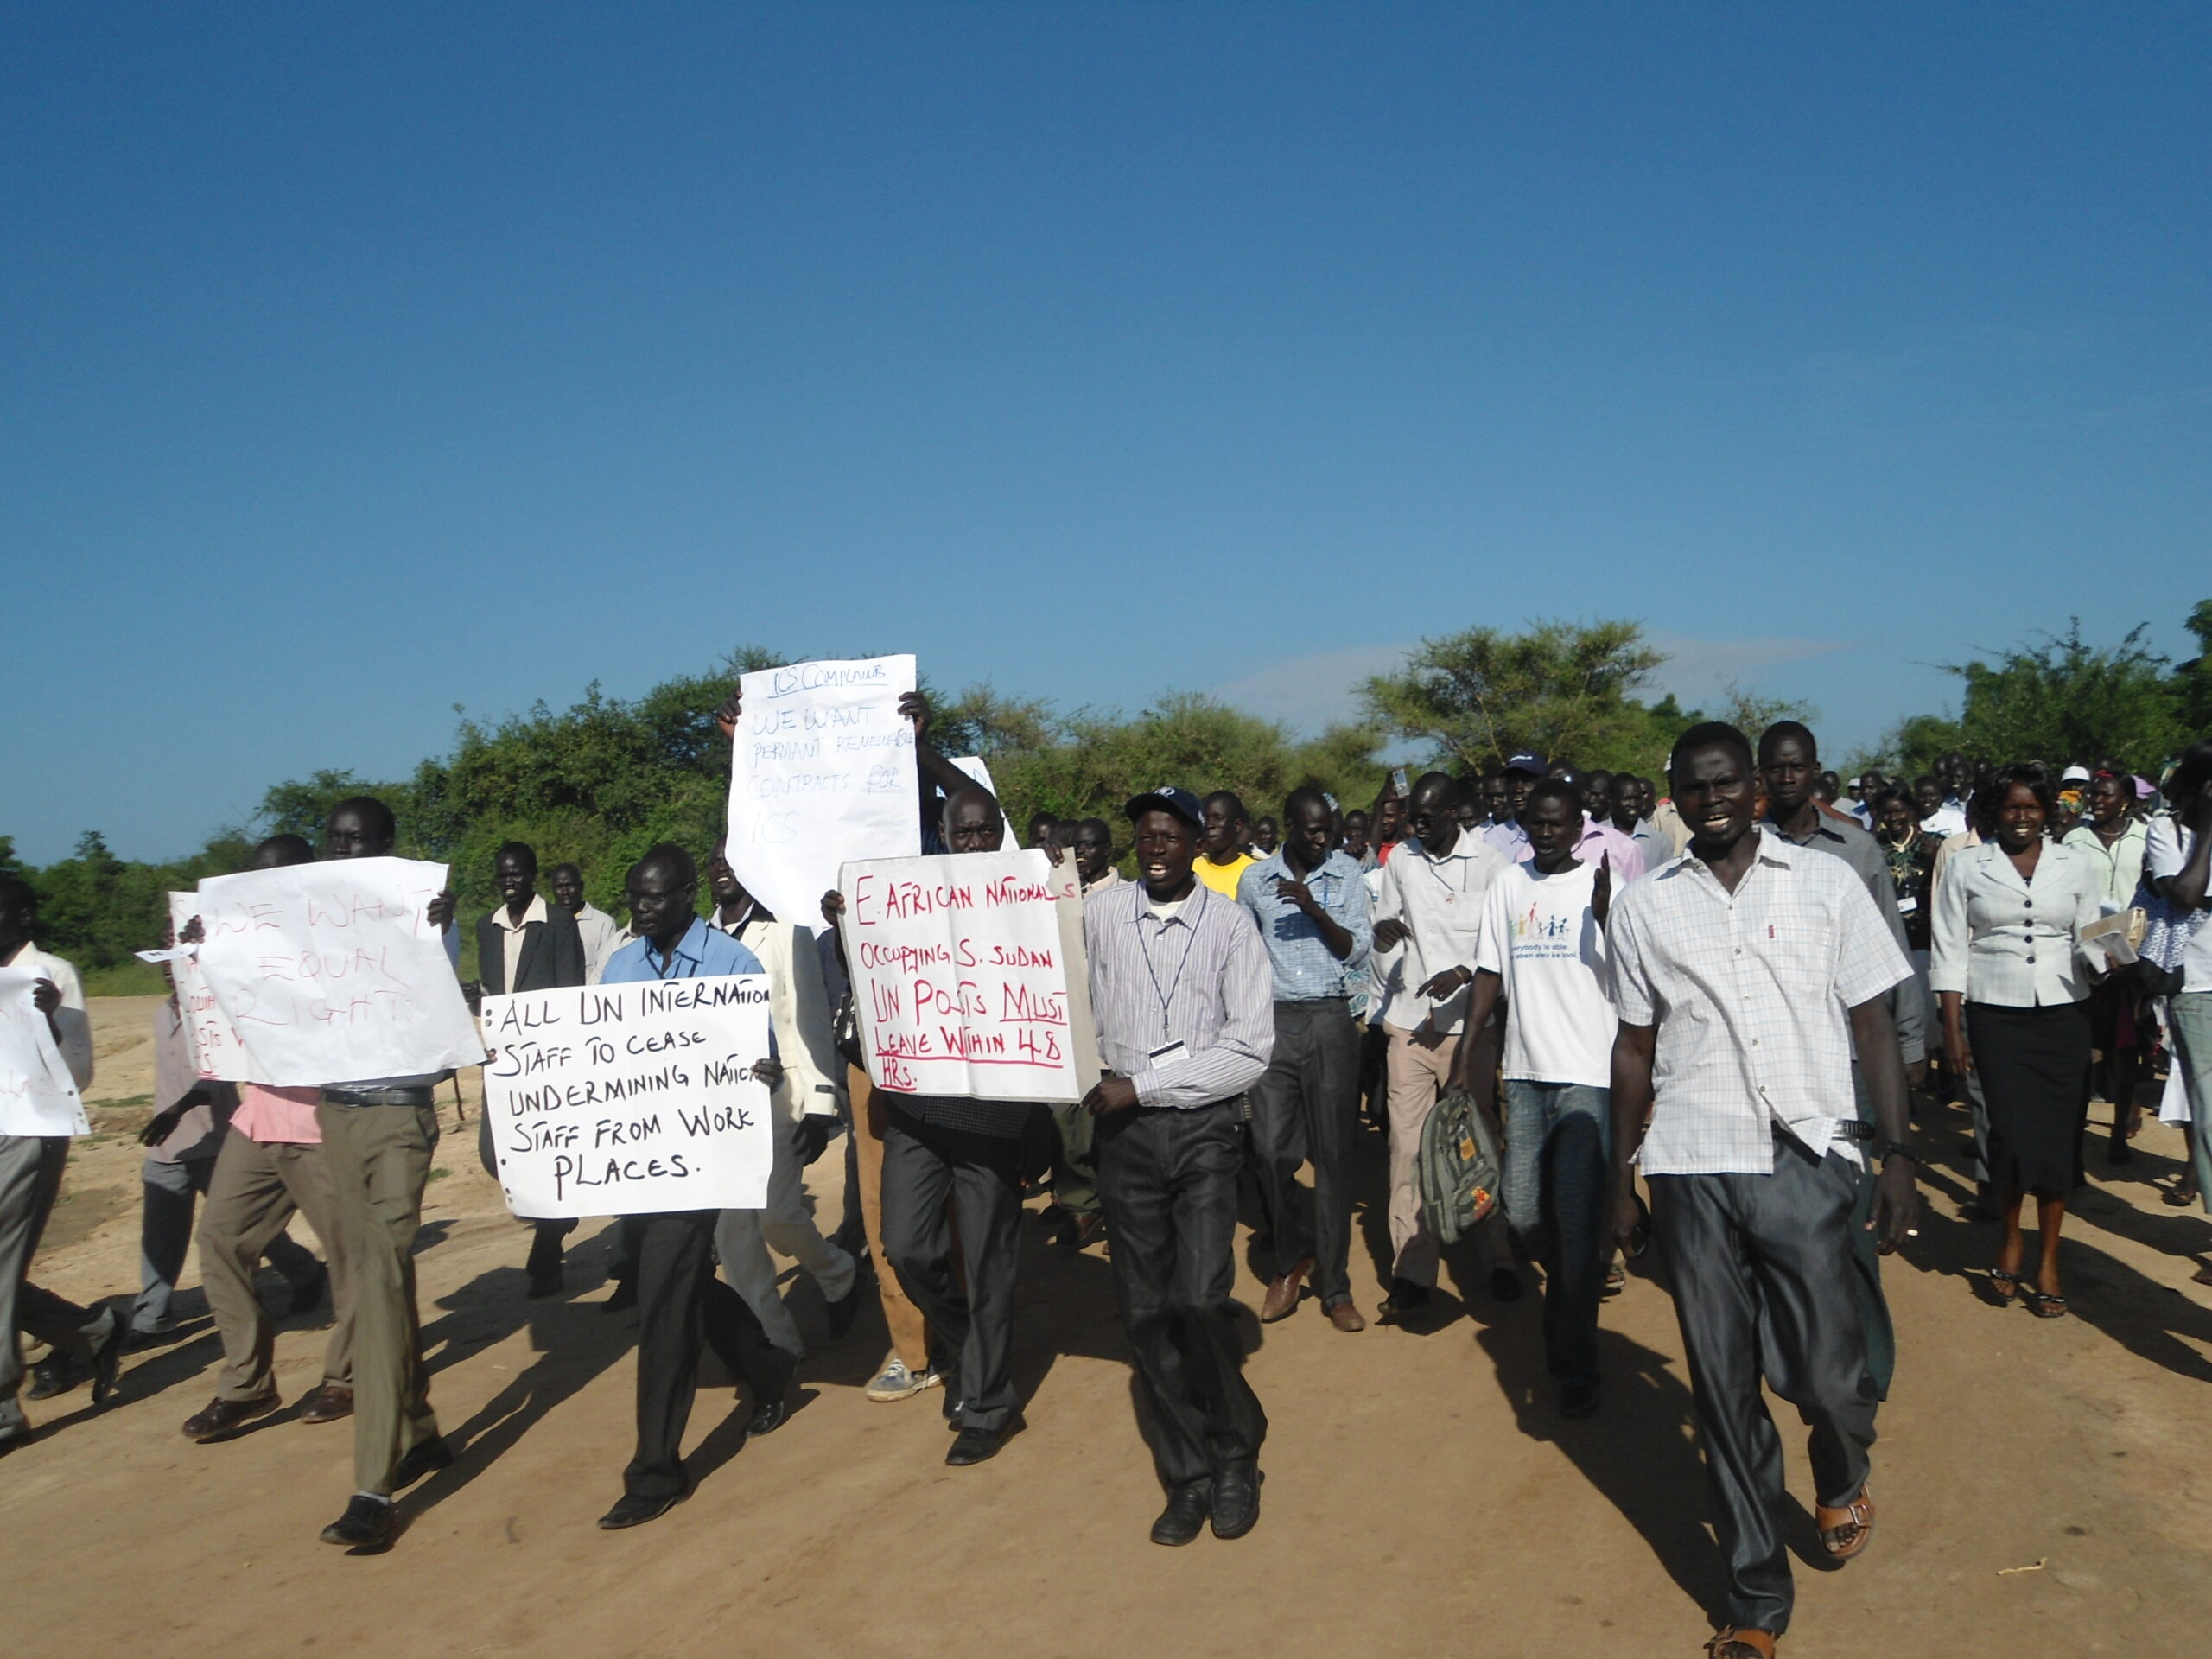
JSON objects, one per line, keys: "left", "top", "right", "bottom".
{"left": 5, "top": 4, "right": 2207, "bottom": 863}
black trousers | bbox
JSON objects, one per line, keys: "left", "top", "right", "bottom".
{"left": 1096, "top": 1103, "right": 1268, "bottom": 1489}
{"left": 1649, "top": 1134, "right": 1876, "bottom": 1638}
{"left": 880, "top": 1111, "right": 1024, "bottom": 1433}
{"left": 625, "top": 1210, "right": 782, "bottom": 1500}
{"left": 1244, "top": 999, "right": 1361, "bottom": 1305}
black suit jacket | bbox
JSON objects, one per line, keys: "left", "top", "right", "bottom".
{"left": 475, "top": 902, "right": 588, "bottom": 995}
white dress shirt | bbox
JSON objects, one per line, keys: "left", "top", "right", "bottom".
{"left": 571, "top": 902, "right": 626, "bottom": 986}
{"left": 486, "top": 893, "right": 549, "bottom": 991}
{"left": 1372, "top": 831, "right": 1513, "bottom": 1035}
{"left": 1929, "top": 839, "right": 2101, "bottom": 1007}
{"left": 1607, "top": 837, "right": 1910, "bottom": 1174}
{"left": 719, "top": 906, "right": 842, "bottom": 1122}
{"left": 2, "top": 941, "right": 92, "bottom": 1091}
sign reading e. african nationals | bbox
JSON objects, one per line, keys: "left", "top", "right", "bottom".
{"left": 839, "top": 849, "right": 1085, "bottom": 1103}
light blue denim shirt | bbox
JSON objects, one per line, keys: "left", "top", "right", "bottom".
{"left": 1235, "top": 849, "right": 1372, "bottom": 1003}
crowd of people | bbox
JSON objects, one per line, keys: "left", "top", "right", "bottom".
{"left": 4, "top": 691, "right": 2210, "bottom": 1659}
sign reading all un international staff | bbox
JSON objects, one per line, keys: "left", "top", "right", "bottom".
{"left": 725, "top": 654, "right": 921, "bottom": 934}
{"left": 480, "top": 976, "right": 775, "bottom": 1217}
{"left": 837, "top": 849, "right": 1091, "bottom": 1104}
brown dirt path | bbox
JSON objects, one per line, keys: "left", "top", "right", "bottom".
{"left": 6, "top": 998, "right": 2211, "bottom": 1656}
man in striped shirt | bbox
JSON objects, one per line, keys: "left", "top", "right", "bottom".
{"left": 1083, "top": 786, "right": 1274, "bottom": 1548}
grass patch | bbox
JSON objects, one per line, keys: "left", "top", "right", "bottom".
{"left": 82, "top": 959, "right": 169, "bottom": 997}
{"left": 429, "top": 1166, "right": 451, "bottom": 1181}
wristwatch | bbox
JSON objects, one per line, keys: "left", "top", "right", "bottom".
{"left": 1880, "top": 1141, "right": 1922, "bottom": 1166}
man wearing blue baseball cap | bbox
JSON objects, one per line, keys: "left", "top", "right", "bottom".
{"left": 1483, "top": 753, "right": 1549, "bottom": 860}
{"left": 1082, "top": 785, "right": 1275, "bottom": 1547}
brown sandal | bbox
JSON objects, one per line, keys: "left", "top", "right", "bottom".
{"left": 1816, "top": 1484, "right": 1875, "bottom": 1560}
{"left": 1706, "top": 1629, "right": 1777, "bottom": 1659}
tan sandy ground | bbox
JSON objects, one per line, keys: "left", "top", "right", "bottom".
{"left": 6, "top": 996, "right": 2212, "bottom": 1656}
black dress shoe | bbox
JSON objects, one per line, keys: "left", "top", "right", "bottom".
{"left": 1210, "top": 1460, "right": 1262, "bottom": 1539}
{"left": 181, "top": 1391, "right": 283, "bottom": 1442}
{"left": 1489, "top": 1266, "right": 1525, "bottom": 1303}
{"left": 823, "top": 1286, "right": 861, "bottom": 1343}
{"left": 747, "top": 1351, "right": 799, "bottom": 1435}
{"left": 526, "top": 1262, "right": 565, "bottom": 1300}
{"left": 946, "top": 1420, "right": 1019, "bottom": 1466}
{"left": 602, "top": 1277, "right": 639, "bottom": 1313}
{"left": 319, "top": 1494, "right": 397, "bottom": 1550}
{"left": 286, "top": 1262, "right": 330, "bottom": 1317}
{"left": 598, "top": 1491, "right": 685, "bottom": 1530}
{"left": 25, "top": 1356, "right": 78, "bottom": 1401}
{"left": 1375, "top": 1278, "right": 1431, "bottom": 1325}
{"left": 1149, "top": 1479, "right": 1212, "bottom": 1546}
{"left": 90, "top": 1309, "right": 130, "bottom": 1406}
{"left": 392, "top": 1434, "right": 454, "bottom": 1488}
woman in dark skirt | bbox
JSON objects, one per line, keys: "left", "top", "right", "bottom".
{"left": 1930, "top": 764, "right": 2104, "bottom": 1318}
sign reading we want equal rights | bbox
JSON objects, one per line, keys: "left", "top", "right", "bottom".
{"left": 837, "top": 849, "right": 1098, "bottom": 1105}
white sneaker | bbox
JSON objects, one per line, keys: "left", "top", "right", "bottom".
{"left": 864, "top": 1355, "right": 942, "bottom": 1402}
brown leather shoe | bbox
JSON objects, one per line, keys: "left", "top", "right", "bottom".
{"left": 1260, "top": 1258, "right": 1312, "bottom": 1323}
{"left": 300, "top": 1384, "right": 355, "bottom": 1424}
{"left": 1058, "top": 1212, "right": 1107, "bottom": 1252}
{"left": 181, "top": 1392, "right": 281, "bottom": 1443}
{"left": 1326, "top": 1300, "right": 1367, "bottom": 1332}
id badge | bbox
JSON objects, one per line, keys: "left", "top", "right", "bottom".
{"left": 1147, "top": 1039, "right": 1190, "bottom": 1073}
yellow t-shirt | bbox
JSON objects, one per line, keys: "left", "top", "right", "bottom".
{"left": 1192, "top": 853, "right": 1256, "bottom": 898}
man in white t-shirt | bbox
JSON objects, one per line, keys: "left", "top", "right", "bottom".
{"left": 1453, "top": 779, "right": 1618, "bottom": 1416}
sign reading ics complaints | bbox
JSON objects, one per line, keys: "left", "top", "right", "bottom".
{"left": 838, "top": 849, "right": 1093, "bottom": 1104}
{"left": 480, "top": 975, "right": 775, "bottom": 1217}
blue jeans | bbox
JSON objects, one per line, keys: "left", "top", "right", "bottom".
{"left": 1502, "top": 1080, "right": 1611, "bottom": 1389}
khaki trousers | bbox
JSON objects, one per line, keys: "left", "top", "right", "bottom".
{"left": 847, "top": 1066, "right": 931, "bottom": 1371}
{"left": 317, "top": 1099, "right": 441, "bottom": 1496}
{"left": 199, "top": 1132, "right": 356, "bottom": 1401}
{"left": 1383, "top": 1022, "right": 1510, "bottom": 1287}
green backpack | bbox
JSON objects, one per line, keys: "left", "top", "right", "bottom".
{"left": 1419, "top": 1089, "right": 1502, "bottom": 1246}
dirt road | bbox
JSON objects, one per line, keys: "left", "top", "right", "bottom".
{"left": 7, "top": 998, "right": 2212, "bottom": 1656}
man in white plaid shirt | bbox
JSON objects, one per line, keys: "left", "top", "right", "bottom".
{"left": 1606, "top": 722, "right": 1921, "bottom": 1659}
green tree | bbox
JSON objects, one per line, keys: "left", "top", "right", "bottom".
{"left": 1360, "top": 619, "right": 1670, "bottom": 774}
{"left": 1949, "top": 621, "right": 2183, "bottom": 774}
{"left": 2175, "top": 599, "right": 2212, "bottom": 736}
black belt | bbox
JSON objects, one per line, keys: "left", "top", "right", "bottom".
{"left": 321, "top": 1086, "right": 435, "bottom": 1108}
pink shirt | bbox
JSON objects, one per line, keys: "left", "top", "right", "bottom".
{"left": 229, "top": 1083, "right": 324, "bottom": 1144}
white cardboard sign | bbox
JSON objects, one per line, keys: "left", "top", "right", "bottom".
{"left": 838, "top": 849, "right": 1090, "bottom": 1103}
{"left": 725, "top": 655, "right": 921, "bottom": 933}
{"left": 167, "top": 892, "right": 269, "bottom": 1083}
{"left": 0, "top": 967, "right": 90, "bottom": 1136}
{"left": 193, "top": 858, "right": 486, "bottom": 1086}
{"left": 480, "top": 976, "right": 775, "bottom": 1216}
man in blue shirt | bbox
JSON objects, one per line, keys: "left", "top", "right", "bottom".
{"left": 1236, "top": 787, "right": 1373, "bottom": 1330}
{"left": 594, "top": 843, "right": 791, "bottom": 1531}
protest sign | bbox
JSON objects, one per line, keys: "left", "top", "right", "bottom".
{"left": 162, "top": 892, "right": 269, "bottom": 1083}
{"left": 193, "top": 858, "right": 486, "bottom": 1086}
{"left": 726, "top": 654, "right": 920, "bottom": 932}
{"left": 0, "top": 967, "right": 89, "bottom": 1136}
{"left": 837, "top": 849, "right": 1094, "bottom": 1103}
{"left": 479, "top": 976, "right": 775, "bottom": 1216}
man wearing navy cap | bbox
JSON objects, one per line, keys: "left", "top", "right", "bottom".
{"left": 1484, "top": 753, "right": 1549, "bottom": 859}
{"left": 1082, "top": 785, "right": 1275, "bottom": 1546}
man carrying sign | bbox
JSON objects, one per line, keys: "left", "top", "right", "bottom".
{"left": 2, "top": 874, "right": 126, "bottom": 1454}
{"left": 595, "top": 843, "right": 792, "bottom": 1532}
{"left": 313, "top": 798, "right": 465, "bottom": 1551}
{"left": 823, "top": 783, "right": 1039, "bottom": 1470}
